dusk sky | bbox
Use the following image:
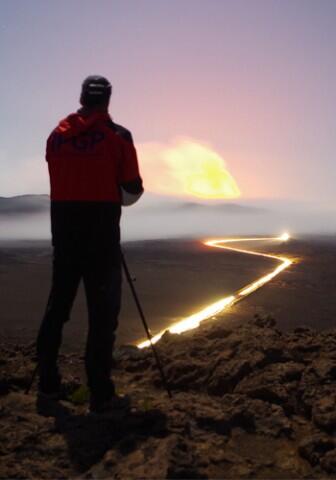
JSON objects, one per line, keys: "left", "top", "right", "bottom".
{"left": 1, "top": 0, "right": 336, "bottom": 205}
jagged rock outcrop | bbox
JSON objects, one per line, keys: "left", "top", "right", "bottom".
{"left": 2, "top": 315, "right": 336, "bottom": 478}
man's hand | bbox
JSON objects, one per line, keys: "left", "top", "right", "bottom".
{"left": 120, "top": 187, "right": 143, "bottom": 206}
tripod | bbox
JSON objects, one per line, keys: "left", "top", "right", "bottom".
{"left": 26, "top": 249, "right": 172, "bottom": 399}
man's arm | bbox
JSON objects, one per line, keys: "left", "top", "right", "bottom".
{"left": 107, "top": 121, "right": 144, "bottom": 205}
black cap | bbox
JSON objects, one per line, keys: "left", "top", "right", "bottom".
{"left": 80, "top": 75, "right": 112, "bottom": 107}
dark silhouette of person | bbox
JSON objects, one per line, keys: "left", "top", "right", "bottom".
{"left": 36, "top": 75, "right": 144, "bottom": 413}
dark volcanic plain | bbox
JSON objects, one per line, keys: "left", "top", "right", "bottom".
{"left": 0, "top": 236, "right": 335, "bottom": 348}
{"left": 0, "top": 237, "right": 276, "bottom": 349}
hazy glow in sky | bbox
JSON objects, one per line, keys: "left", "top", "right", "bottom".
{"left": 1, "top": 0, "right": 336, "bottom": 204}
{"left": 139, "top": 138, "right": 240, "bottom": 199}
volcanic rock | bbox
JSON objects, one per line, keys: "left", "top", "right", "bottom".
{"left": 312, "top": 388, "right": 336, "bottom": 431}
{"left": 3, "top": 316, "right": 336, "bottom": 478}
{"left": 298, "top": 433, "right": 335, "bottom": 466}
{"left": 321, "top": 449, "right": 336, "bottom": 474}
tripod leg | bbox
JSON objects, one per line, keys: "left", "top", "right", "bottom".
{"left": 25, "top": 364, "right": 39, "bottom": 395}
{"left": 121, "top": 250, "right": 172, "bottom": 399}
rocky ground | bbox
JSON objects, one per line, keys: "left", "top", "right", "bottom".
{"left": 2, "top": 315, "right": 336, "bottom": 479}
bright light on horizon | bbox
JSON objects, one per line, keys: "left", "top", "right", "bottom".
{"left": 279, "top": 232, "right": 290, "bottom": 241}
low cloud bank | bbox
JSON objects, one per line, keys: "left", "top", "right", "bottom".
{"left": 0, "top": 194, "right": 335, "bottom": 241}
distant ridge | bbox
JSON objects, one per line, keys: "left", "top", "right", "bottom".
{"left": 0, "top": 195, "right": 49, "bottom": 215}
{"left": 175, "top": 201, "right": 266, "bottom": 214}
{"left": 0, "top": 194, "right": 266, "bottom": 216}
{"left": 143, "top": 199, "right": 266, "bottom": 215}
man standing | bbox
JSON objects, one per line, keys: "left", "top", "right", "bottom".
{"left": 36, "top": 75, "right": 143, "bottom": 414}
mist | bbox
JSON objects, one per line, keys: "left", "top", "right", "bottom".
{"left": 0, "top": 194, "right": 336, "bottom": 242}
{"left": 121, "top": 202, "right": 336, "bottom": 241}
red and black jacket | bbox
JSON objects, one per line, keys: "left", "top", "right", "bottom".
{"left": 46, "top": 110, "right": 143, "bottom": 247}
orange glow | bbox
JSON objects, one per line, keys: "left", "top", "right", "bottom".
{"left": 137, "top": 234, "right": 292, "bottom": 349}
{"left": 138, "top": 138, "right": 240, "bottom": 199}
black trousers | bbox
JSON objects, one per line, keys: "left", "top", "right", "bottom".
{"left": 36, "top": 242, "right": 122, "bottom": 400}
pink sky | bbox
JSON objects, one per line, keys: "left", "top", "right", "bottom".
{"left": 1, "top": 0, "right": 336, "bottom": 205}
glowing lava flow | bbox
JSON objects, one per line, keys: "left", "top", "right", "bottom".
{"left": 137, "top": 233, "right": 292, "bottom": 349}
